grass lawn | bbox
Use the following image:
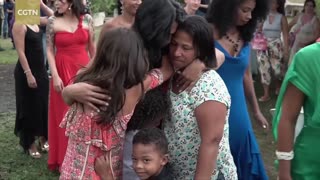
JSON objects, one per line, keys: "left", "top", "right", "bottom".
{"left": 0, "top": 113, "right": 60, "bottom": 180}
{"left": 0, "top": 38, "right": 18, "bottom": 64}
{"left": 0, "top": 25, "right": 278, "bottom": 179}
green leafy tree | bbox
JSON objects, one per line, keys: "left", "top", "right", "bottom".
{"left": 91, "top": 0, "right": 117, "bottom": 15}
{"left": 316, "top": 0, "right": 320, "bottom": 15}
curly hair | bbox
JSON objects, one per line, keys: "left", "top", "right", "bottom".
{"left": 133, "top": 128, "right": 169, "bottom": 155}
{"left": 127, "top": 86, "right": 170, "bottom": 131}
{"left": 206, "top": 0, "right": 269, "bottom": 42}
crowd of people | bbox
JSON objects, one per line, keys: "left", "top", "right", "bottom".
{"left": 4, "top": 0, "right": 320, "bottom": 179}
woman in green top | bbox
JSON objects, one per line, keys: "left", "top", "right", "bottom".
{"left": 273, "top": 42, "right": 320, "bottom": 180}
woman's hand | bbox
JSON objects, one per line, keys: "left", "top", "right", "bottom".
{"left": 53, "top": 75, "right": 64, "bottom": 92}
{"left": 94, "top": 155, "right": 114, "bottom": 180}
{"left": 176, "top": 59, "right": 205, "bottom": 92}
{"left": 62, "top": 82, "right": 110, "bottom": 111}
{"left": 253, "top": 111, "right": 269, "bottom": 130}
{"left": 26, "top": 72, "right": 37, "bottom": 88}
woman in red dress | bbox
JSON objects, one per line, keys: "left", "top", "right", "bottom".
{"left": 46, "top": 0, "right": 96, "bottom": 171}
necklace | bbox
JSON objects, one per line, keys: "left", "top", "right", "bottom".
{"left": 225, "top": 34, "right": 241, "bottom": 54}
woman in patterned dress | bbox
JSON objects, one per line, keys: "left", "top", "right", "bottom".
{"left": 288, "top": 0, "right": 320, "bottom": 64}
{"left": 163, "top": 16, "right": 237, "bottom": 180}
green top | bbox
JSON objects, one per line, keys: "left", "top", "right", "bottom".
{"left": 272, "top": 43, "right": 320, "bottom": 179}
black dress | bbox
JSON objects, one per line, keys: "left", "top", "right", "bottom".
{"left": 14, "top": 26, "right": 49, "bottom": 151}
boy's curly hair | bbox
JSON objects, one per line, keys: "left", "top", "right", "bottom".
{"left": 127, "top": 86, "right": 171, "bottom": 131}
{"left": 133, "top": 128, "right": 169, "bottom": 155}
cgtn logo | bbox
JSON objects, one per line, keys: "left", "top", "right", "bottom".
{"left": 17, "top": 9, "right": 39, "bottom": 16}
{"left": 15, "top": 0, "right": 40, "bottom": 24}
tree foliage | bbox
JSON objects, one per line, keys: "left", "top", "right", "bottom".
{"left": 91, "top": 0, "right": 117, "bottom": 15}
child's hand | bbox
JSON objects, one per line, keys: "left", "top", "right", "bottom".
{"left": 94, "top": 155, "right": 114, "bottom": 180}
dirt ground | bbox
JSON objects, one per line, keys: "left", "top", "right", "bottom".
{"left": 0, "top": 64, "right": 15, "bottom": 113}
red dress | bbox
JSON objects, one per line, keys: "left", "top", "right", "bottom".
{"left": 48, "top": 15, "right": 90, "bottom": 171}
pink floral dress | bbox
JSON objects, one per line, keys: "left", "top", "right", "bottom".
{"left": 59, "top": 69, "right": 164, "bottom": 180}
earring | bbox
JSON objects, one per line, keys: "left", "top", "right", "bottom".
{"left": 68, "top": 7, "right": 71, "bottom": 10}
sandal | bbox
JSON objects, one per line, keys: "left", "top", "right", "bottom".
{"left": 38, "top": 137, "right": 49, "bottom": 152}
{"left": 38, "top": 140, "right": 49, "bottom": 152}
{"left": 28, "top": 149, "right": 41, "bottom": 159}
{"left": 41, "top": 142, "right": 49, "bottom": 152}
{"left": 258, "top": 96, "right": 271, "bottom": 102}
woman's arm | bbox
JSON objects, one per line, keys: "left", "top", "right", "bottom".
{"left": 13, "top": 24, "right": 28, "bottom": 72}
{"left": 194, "top": 101, "right": 227, "bottom": 179}
{"left": 40, "top": 0, "right": 54, "bottom": 17}
{"left": 85, "top": 14, "right": 96, "bottom": 60}
{"left": 62, "top": 83, "right": 110, "bottom": 110}
{"left": 39, "top": 0, "right": 54, "bottom": 26}
{"left": 281, "top": 15, "right": 289, "bottom": 61}
{"left": 312, "top": 18, "right": 320, "bottom": 42}
{"left": 277, "top": 83, "right": 304, "bottom": 180}
{"left": 243, "top": 67, "right": 269, "bottom": 129}
{"left": 288, "top": 14, "right": 299, "bottom": 31}
{"left": 46, "top": 16, "right": 64, "bottom": 92}
{"left": 308, "top": 18, "right": 320, "bottom": 44}
{"left": 142, "top": 55, "right": 173, "bottom": 92}
{"left": 12, "top": 24, "right": 37, "bottom": 88}
{"left": 94, "top": 155, "right": 115, "bottom": 180}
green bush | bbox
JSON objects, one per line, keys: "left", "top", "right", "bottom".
{"left": 317, "top": 0, "right": 320, "bottom": 15}
{"left": 91, "top": 0, "right": 117, "bottom": 15}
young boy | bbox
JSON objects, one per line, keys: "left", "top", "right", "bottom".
{"left": 122, "top": 87, "right": 171, "bottom": 180}
{"left": 94, "top": 128, "right": 172, "bottom": 180}
{"left": 131, "top": 128, "right": 172, "bottom": 180}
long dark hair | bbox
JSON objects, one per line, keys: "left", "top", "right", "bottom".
{"left": 54, "top": 0, "right": 85, "bottom": 19}
{"left": 175, "top": 15, "right": 216, "bottom": 68}
{"left": 276, "top": 0, "right": 286, "bottom": 15}
{"left": 133, "top": 0, "right": 176, "bottom": 69}
{"left": 206, "top": 0, "right": 269, "bottom": 42}
{"left": 75, "top": 28, "right": 149, "bottom": 124}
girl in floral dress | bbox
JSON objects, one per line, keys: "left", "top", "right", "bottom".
{"left": 59, "top": 28, "right": 173, "bottom": 180}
